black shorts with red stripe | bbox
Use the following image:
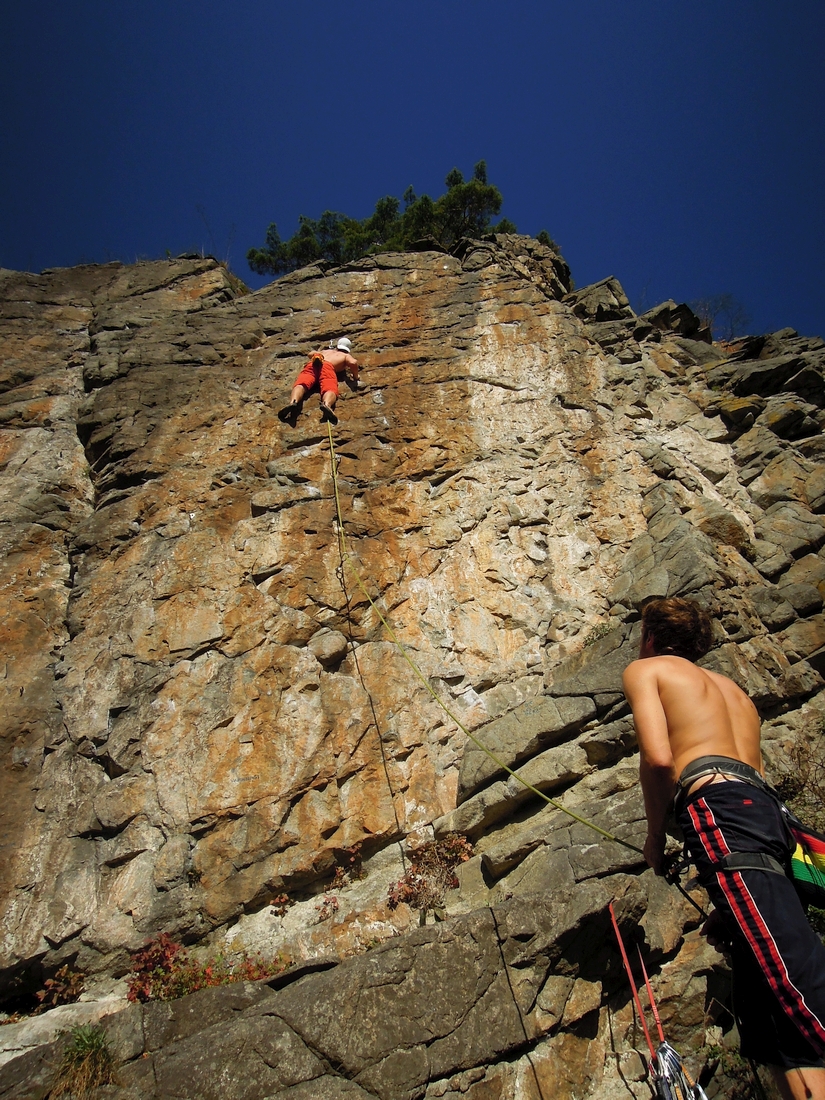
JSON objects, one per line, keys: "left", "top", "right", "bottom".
{"left": 678, "top": 781, "right": 825, "bottom": 1069}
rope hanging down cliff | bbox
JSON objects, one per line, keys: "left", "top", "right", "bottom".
{"left": 324, "top": 422, "right": 643, "bottom": 855}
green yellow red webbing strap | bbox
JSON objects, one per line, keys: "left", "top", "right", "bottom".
{"left": 325, "top": 422, "right": 643, "bottom": 855}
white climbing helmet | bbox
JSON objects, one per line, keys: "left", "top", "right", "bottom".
{"left": 336, "top": 337, "right": 352, "bottom": 354}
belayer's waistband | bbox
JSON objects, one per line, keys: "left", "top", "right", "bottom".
{"left": 677, "top": 754, "right": 768, "bottom": 792}
{"left": 674, "top": 755, "right": 769, "bottom": 815}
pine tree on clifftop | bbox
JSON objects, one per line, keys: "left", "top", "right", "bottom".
{"left": 247, "top": 161, "right": 520, "bottom": 277}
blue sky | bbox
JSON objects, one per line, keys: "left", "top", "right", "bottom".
{"left": 2, "top": 1, "right": 824, "bottom": 337}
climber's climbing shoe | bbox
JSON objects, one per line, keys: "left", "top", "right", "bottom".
{"left": 278, "top": 403, "right": 299, "bottom": 427}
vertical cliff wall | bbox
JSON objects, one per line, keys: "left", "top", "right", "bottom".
{"left": 2, "top": 238, "right": 825, "bottom": 1098}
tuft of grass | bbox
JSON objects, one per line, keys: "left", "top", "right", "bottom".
{"left": 52, "top": 1025, "right": 117, "bottom": 1099}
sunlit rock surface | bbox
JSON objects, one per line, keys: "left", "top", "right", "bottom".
{"left": 2, "top": 237, "right": 824, "bottom": 1097}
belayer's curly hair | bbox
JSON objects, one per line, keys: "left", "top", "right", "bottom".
{"left": 640, "top": 597, "right": 714, "bottom": 662}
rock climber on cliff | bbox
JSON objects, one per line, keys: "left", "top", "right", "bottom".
{"left": 623, "top": 596, "right": 825, "bottom": 1100}
{"left": 278, "top": 337, "right": 359, "bottom": 428}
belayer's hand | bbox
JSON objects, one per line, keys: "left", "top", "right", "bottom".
{"left": 644, "top": 832, "right": 666, "bottom": 876}
{"left": 701, "top": 908, "right": 733, "bottom": 954}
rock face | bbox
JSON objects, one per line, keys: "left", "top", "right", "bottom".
{"left": 1, "top": 235, "right": 825, "bottom": 1097}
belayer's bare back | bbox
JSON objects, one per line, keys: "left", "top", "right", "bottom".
{"left": 623, "top": 654, "right": 762, "bottom": 777}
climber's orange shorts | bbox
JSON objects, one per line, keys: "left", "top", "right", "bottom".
{"left": 294, "top": 357, "right": 340, "bottom": 398}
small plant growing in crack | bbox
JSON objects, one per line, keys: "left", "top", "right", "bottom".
{"left": 388, "top": 833, "right": 473, "bottom": 923}
{"left": 584, "top": 622, "right": 613, "bottom": 647}
{"left": 52, "top": 1024, "right": 117, "bottom": 1099}
{"left": 35, "top": 963, "right": 85, "bottom": 1012}
{"left": 331, "top": 842, "right": 365, "bottom": 890}
{"left": 270, "top": 892, "right": 293, "bottom": 917}
{"left": 126, "top": 933, "right": 288, "bottom": 1003}
{"left": 315, "top": 895, "right": 340, "bottom": 922}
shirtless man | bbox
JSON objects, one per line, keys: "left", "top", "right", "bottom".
{"left": 278, "top": 337, "right": 359, "bottom": 427}
{"left": 623, "top": 597, "right": 825, "bottom": 1100}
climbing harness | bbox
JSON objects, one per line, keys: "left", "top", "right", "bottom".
{"left": 609, "top": 902, "right": 709, "bottom": 1100}
{"left": 325, "top": 422, "right": 644, "bottom": 855}
{"left": 675, "top": 755, "right": 825, "bottom": 910}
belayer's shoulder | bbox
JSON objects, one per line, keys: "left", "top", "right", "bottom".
{"left": 622, "top": 656, "right": 669, "bottom": 685}
{"left": 622, "top": 658, "right": 647, "bottom": 683}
